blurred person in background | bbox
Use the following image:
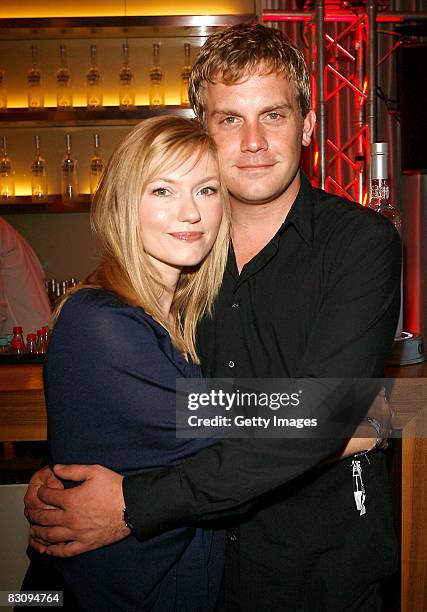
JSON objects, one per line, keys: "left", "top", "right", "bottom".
{"left": 0, "top": 217, "right": 50, "bottom": 336}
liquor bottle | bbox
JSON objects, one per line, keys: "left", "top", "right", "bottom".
{"left": 368, "top": 143, "right": 402, "bottom": 232}
{"left": 149, "top": 43, "right": 165, "bottom": 108}
{"left": 27, "top": 45, "right": 44, "bottom": 110}
{"left": 90, "top": 133, "right": 104, "bottom": 195}
{"left": 180, "top": 43, "right": 191, "bottom": 107}
{"left": 31, "top": 135, "right": 48, "bottom": 199}
{"left": 0, "top": 136, "right": 14, "bottom": 198}
{"left": 0, "top": 69, "right": 7, "bottom": 111}
{"left": 61, "top": 133, "right": 78, "bottom": 199}
{"left": 86, "top": 44, "right": 103, "bottom": 110}
{"left": 368, "top": 142, "right": 403, "bottom": 337}
{"left": 56, "top": 44, "right": 73, "bottom": 110}
{"left": 119, "top": 42, "right": 135, "bottom": 109}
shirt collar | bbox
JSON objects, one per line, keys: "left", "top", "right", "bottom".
{"left": 278, "top": 170, "right": 315, "bottom": 248}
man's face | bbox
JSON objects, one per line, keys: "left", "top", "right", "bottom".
{"left": 205, "top": 72, "right": 315, "bottom": 207}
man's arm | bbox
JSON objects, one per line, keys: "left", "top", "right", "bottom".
{"left": 27, "top": 215, "right": 401, "bottom": 553}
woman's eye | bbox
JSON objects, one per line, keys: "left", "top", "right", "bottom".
{"left": 198, "top": 186, "right": 218, "bottom": 196}
{"left": 152, "top": 187, "right": 169, "bottom": 197}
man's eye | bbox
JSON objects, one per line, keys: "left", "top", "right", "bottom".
{"left": 152, "top": 187, "right": 169, "bottom": 196}
{"left": 267, "top": 112, "right": 282, "bottom": 120}
{"left": 198, "top": 186, "right": 218, "bottom": 196}
{"left": 223, "top": 116, "right": 237, "bottom": 124}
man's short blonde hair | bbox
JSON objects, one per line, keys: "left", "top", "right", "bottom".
{"left": 189, "top": 23, "right": 311, "bottom": 125}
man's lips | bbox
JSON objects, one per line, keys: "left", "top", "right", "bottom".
{"left": 236, "top": 163, "right": 276, "bottom": 170}
{"left": 168, "top": 232, "right": 204, "bottom": 242}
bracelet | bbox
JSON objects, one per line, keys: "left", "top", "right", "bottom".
{"left": 353, "top": 416, "right": 383, "bottom": 458}
{"left": 365, "top": 416, "right": 382, "bottom": 449}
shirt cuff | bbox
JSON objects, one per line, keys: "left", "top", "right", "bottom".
{"left": 122, "top": 467, "right": 191, "bottom": 541}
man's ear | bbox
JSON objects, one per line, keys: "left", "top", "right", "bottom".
{"left": 302, "top": 110, "right": 316, "bottom": 147}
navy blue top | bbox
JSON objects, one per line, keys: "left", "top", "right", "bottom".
{"left": 45, "top": 288, "right": 224, "bottom": 611}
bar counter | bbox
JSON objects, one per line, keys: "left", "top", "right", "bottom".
{"left": 0, "top": 360, "right": 426, "bottom": 610}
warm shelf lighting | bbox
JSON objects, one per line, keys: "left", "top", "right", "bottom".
{"left": 0, "top": 1, "right": 254, "bottom": 18}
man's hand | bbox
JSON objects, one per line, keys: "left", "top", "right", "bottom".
{"left": 27, "top": 464, "right": 131, "bottom": 557}
{"left": 24, "top": 465, "right": 65, "bottom": 553}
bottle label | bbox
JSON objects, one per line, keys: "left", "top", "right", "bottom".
{"left": 57, "top": 72, "right": 71, "bottom": 85}
{"left": 28, "top": 73, "right": 41, "bottom": 86}
{"left": 87, "top": 73, "right": 101, "bottom": 85}
{"left": 120, "top": 70, "right": 133, "bottom": 85}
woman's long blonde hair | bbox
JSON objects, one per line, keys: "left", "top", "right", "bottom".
{"left": 55, "top": 116, "right": 230, "bottom": 363}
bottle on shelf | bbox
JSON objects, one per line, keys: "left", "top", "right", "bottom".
{"left": 0, "top": 136, "right": 15, "bottom": 198}
{"left": 12, "top": 326, "right": 24, "bottom": 344}
{"left": 86, "top": 44, "right": 103, "bottom": 110}
{"left": 180, "top": 43, "right": 192, "bottom": 107}
{"left": 61, "top": 133, "right": 78, "bottom": 200}
{"left": 0, "top": 69, "right": 7, "bottom": 111}
{"left": 368, "top": 141, "right": 403, "bottom": 337}
{"left": 31, "top": 135, "right": 48, "bottom": 199}
{"left": 90, "top": 133, "right": 104, "bottom": 196}
{"left": 149, "top": 43, "right": 165, "bottom": 108}
{"left": 26, "top": 333, "right": 37, "bottom": 354}
{"left": 36, "top": 328, "right": 47, "bottom": 354}
{"left": 11, "top": 326, "right": 26, "bottom": 354}
{"left": 27, "top": 45, "right": 44, "bottom": 110}
{"left": 119, "top": 41, "right": 135, "bottom": 110}
{"left": 56, "top": 44, "right": 73, "bottom": 110}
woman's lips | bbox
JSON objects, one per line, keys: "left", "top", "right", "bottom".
{"left": 168, "top": 232, "right": 204, "bottom": 242}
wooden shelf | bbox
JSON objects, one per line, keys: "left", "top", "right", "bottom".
{"left": 0, "top": 194, "right": 91, "bottom": 213}
{"left": 0, "top": 15, "right": 256, "bottom": 40}
{"left": 0, "top": 106, "right": 194, "bottom": 128}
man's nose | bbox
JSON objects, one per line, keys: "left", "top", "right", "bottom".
{"left": 241, "top": 122, "right": 268, "bottom": 153}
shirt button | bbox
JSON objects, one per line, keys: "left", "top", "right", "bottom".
{"left": 228, "top": 360, "right": 235, "bottom": 368}
{"left": 228, "top": 533, "right": 238, "bottom": 543}
{"left": 231, "top": 303, "right": 240, "bottom": 309}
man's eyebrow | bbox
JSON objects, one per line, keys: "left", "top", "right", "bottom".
{"left": 211, "top": 103, "right": 293, "bottom": 117}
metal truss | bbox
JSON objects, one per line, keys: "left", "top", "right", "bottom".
{"left": 262, "top": 2, "right": 427, "bottom": 204}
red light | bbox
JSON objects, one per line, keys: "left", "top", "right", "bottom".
{"left": 314, "top": 150, "right": 319, "bottom": 170}
{"left": 360, "top": 79, "right": 368, "bottom": 106}
{"left": 262, "top": 13, "right": 405, "bottom": 24}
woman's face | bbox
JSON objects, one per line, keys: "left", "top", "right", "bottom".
{"left": 139, "top": 150, "right": 223, "bottom": 287}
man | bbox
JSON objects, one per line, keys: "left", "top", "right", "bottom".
{"left": 0, "top": 217, "right": 51, "bottom": 336}
{"left": 26, "top": 25, "right": 401, "bottom": 610}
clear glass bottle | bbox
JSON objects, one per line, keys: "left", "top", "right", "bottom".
{"left": 90, "top": 133, "right": 104, "bottom": 196}
{"left": 119, "top": 42, "right": 135, "bottom": 110}
{"left": 180, "top": 43, "right": 191, "bottom": 107}
{"left": 36, "top": 328, "right": 47, "bottom": 354}
{"left": 0, "top": 69, "right": 7, "bottom": 111}
{"left": 368, "top": 142, "right": 403, "bottom": 337}
{"left": 61, "top": 133, "right": 78, "bottom": 200}
{"left": 26, "top": 333, "right": 37, "bottom": 354}
{"left": 56, "top": 44, "right": 73, "bottom": 110}
{"left": 149, "top": 43, "right": 165, "bottom": 108}
{"left": 27, "top": 45, "right": 44, "bottom": 110}
{"left": 368, "top": 143, "right": 402, "bottom": 233}
{"left": 0, "top": 136, "right": 14, "bottom": 198}
{"left": 86, "top": 44, "right": 103, "bottom": 110}
{"left": 31, "top": 135, "right": 48, "bottom": 199}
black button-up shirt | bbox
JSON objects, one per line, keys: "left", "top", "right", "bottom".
{"left": 124, "top": 173, "right": 401, "bottom": 610}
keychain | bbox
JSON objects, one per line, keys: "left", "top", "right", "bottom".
{"left": 352, "top": 459, "right": 366, "bottom": 516}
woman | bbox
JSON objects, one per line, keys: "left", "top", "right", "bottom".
{"left": 26, "top": 116, "right": 230, "bottom": 611}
